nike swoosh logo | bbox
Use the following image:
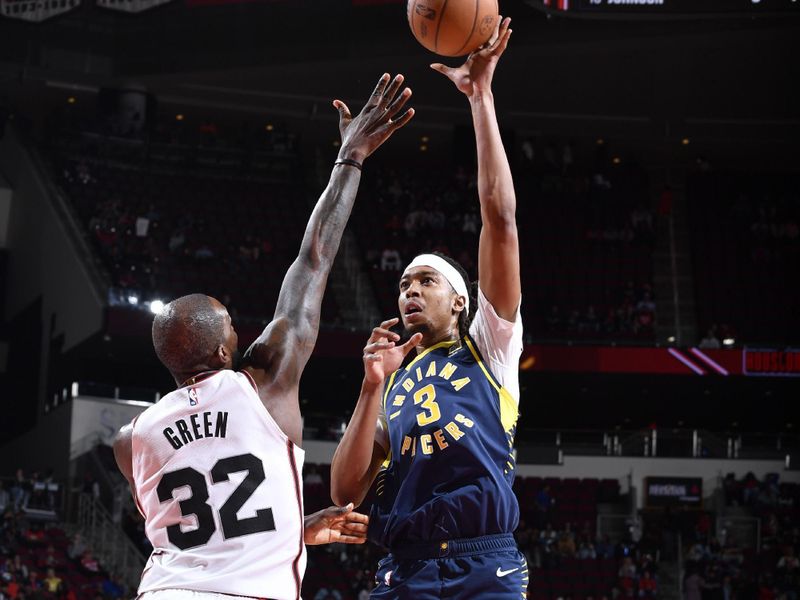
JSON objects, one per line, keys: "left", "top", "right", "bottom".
{"left": 496, "top": 567, "right": 519, "bottom": 577}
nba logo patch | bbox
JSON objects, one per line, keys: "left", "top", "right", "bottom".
{"left": 188, "top": 388, "right": 199, "bottom": 406}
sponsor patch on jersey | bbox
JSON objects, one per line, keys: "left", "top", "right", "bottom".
{"left": 188, "top": 387, "right": 199, "bottom": 406}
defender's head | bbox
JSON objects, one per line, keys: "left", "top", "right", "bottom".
{"left": 398, "top": 252, "right": 476, "bottom": 344}
{"left": 152, "top": 294, "right": 239, "bottom": 385}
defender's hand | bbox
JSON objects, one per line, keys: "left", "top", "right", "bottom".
{"left": 334, "top": 73, "right": 415, "bottom": 164}
{"left": 430, "top": 17, "right": 512, "bottom": 98}
{"left": 363, "top": 318, "right": 422, "bottom": 385}
{"left": 304, "top": 503, "right": 369, "bottom": 545}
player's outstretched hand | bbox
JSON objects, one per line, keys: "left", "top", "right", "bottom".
{"left": 363, "top": 318, "right": 423, "bottom": 385}
{"left": 304, "top": 503, "right": 369, "bottom": 545}
{"left": 333, "top": 73, "right": 414, "bottom": 164}
{"left": 430, "top": 16, "right": 511, "bottom": 98}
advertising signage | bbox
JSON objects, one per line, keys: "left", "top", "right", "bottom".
{"left": 645, "top": 476, "right": 702, "bottom": 508}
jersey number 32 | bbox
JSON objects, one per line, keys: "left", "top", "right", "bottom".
{"left": 157, "top": 452, "right": 275, "bottom": 550}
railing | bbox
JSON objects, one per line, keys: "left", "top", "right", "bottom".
{"left": 512, "top": 427, "right": 799, "bottom": 459}
{"left": 76, "top": 493, "right": 146, "bottom": 592}
{"left": 596, "top": 514, "right": 631, "bottom": 543}
{"left": 716, "top": 515, "right": 761, "bottom": 552}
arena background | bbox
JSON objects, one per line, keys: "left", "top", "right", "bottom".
{"left": 0, "top": 0, "right": 798, "bottom": 598}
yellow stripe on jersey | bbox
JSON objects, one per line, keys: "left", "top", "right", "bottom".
{"left": 499, "top": 388, "right": 518, "bottom": 434}
{"left": 382, "top": 371, "right": 398, "bottom": 411}
{"left": 464, "top": 337, "right": 519, "bottom": 434}
{"left": 404, "top": 339, "right": 459, "bottom": 372}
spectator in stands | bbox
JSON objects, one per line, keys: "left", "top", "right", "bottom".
{"left": 557, "top": 531, "right": 576, "bottom": 557}
{"left": 742, "top": 472, "right": 760, "bottom": 506}
{"left": 101, "top": 575, "right": 125, "bottom": 599}
{"left": 9, "top": 469, "right": 28, "bottom": 511}
{"left": 580, "top": 305, "right": 600, "bottom": 334}
{"left": 380, "top": 246, "right": 402, "bottom": 271}
{"left": 0, "top": 484, "right": 7, "bottom": 513}
{"left": 684, "top": 570, "right": 705, "bottom": 600}
{"left": 777, "top": 546, "right": 799, "bottom": 599}
{"left": 546, "top": 305, "right": 562, "bottom": 333}
{"left": 596, "top": 535, "right": 615, "bottom": 559}
{"left": 80, "top": 550, "right": 100, "bottom": 575}
{"left": 44, "top": 569, "right": 63, "bottom": 594}
{"left": 638, "top": 570, "right": 657, "bottom": 598}
{"left": 461, "top": 209, "right": 479, "bottom": 235}
{"left": 619, "top": 556, "right": 637, "bottom": 578}
{"left": 313, "top": 586, "right": 343, "bottom": 600}
{"left": 699, "top": 328, "right": 721, "bottom": 349}
{"left": 535, "top": 485, "right": 555, "bottom": 527}
{"left": 8, "top": 556, "right": 27, "bottom": 583}
{"left": 67, "top": 533, "right": 87, "bottom": 561}
{"left": 304, "top": 465, "right": 324, "bottom": 487}
{"left": 4, "top": 574, "right": 20, "bottom": 599}
{"left": 577, "top": 537, "right": 597, "bottom": 559}
{"left": 168, "top": 229, "right": 186, "bottom": 254}
{"left": 634, "top": 292, "right": 656, "bottom": 332}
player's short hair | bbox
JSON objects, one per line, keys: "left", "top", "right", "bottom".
{"left": 430, "top": 251, "right": 477, "bottom": 339}
{"left": 152, "top": 294, "right": 225, "bottom": 376}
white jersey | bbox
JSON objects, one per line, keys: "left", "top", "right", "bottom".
{"left": 131, "top": 369, "right": 306, "bottom": 600}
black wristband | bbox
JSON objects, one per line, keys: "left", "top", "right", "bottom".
{"left": 334, "top": 158, "right": 363, "bottom": 171}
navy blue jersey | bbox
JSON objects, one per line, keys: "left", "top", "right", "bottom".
{"left": 368, "top": 334, "right": 520, "bottom": 549}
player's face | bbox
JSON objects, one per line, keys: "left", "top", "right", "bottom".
{"left": 398, "top": 267, "right": 461, "bottom": 340}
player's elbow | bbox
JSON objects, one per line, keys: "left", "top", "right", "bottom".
{"left": 330, "top": 481, "right": 364, "bottom": 509}
{"left": 329, "top": 464, "right": 369, "bottom": 508}
{"left": 482, "top": 206, "right": 518, "bottom": 235}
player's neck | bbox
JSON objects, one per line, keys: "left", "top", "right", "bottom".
{"left": 174, "top": 368, "right": 221, "bottom": 388}
{"left": 418, "top": 327, "right": 460, "bottom": 352}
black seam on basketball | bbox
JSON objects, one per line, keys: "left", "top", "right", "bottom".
{"left": 434, "top": 0, "right": 450, "bottom": 54}
{"left": 453, "top": 0, "right": 481, "bottom": 57}
{"left": 409, "top": 0, "right": 419, "bottom": 41}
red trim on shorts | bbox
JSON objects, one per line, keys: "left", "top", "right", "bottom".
{"left": 240, "top": 369, "right": 259, "bottom": 394}
{"left": 286, "top": 440, "right": 303, "bottom": 600}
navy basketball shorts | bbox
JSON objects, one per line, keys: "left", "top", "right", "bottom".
{"left": 371, "top": 533, "right": 528, "bottom": 599}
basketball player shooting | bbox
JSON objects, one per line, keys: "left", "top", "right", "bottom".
{"left": 331, "top": 18, "right": 527, "bottom": 599}
{"left": 112, "top": 73, "right": 415, "bottom": 600}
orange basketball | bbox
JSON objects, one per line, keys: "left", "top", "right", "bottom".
{"left": 407, "top": 0, "right": 499, "bottom": 58}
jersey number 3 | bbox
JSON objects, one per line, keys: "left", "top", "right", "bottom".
{"left": 156, "top": 453, "right": 276, "bottom": 550}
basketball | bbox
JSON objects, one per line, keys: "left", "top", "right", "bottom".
{"left": 407, "top": 0, "right": 499, "bottom": 57}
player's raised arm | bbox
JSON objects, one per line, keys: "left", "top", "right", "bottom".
{"left": 241, "top": 74, "right": 413, "bottom": 441}
{"left": 431, "top": 17, "right": 520, "bottom": 319}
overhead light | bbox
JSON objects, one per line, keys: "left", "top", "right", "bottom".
{"left": 150, "top": 300, "right": 165, "bottom": 314}
{"left": 612, "top": 156, "right": 621, "bottom": 165}
{"left": 127, "top": 295, "right": 139, "bottom": 306}
{"left": 681, "top": 138, "right": 690, "bottom": 146}
{"left": 67, "top": 97, "right": 76, "bottom": 104}
{"left": 175, "top": 114, "right": 185, "bottom": 121}
{"left": 265, "top": 124, "right": 274, "bottom": 132}
{"left": 421, "top": 135, "right": 430, "bottom": 143}
{"left": 332, "top": 140, "right": 340, "bottom": 148}
{"left": 667, "top": 336, "right": 676, "bottom": 343}
{"left": 722, "top": 338, "right": 735, "bottom": 346}
{"left": 419, "top": 145, "right": 428, "bottom": 152}
{"left": 596, "top": 138, "right": 605, "bottom": 145}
